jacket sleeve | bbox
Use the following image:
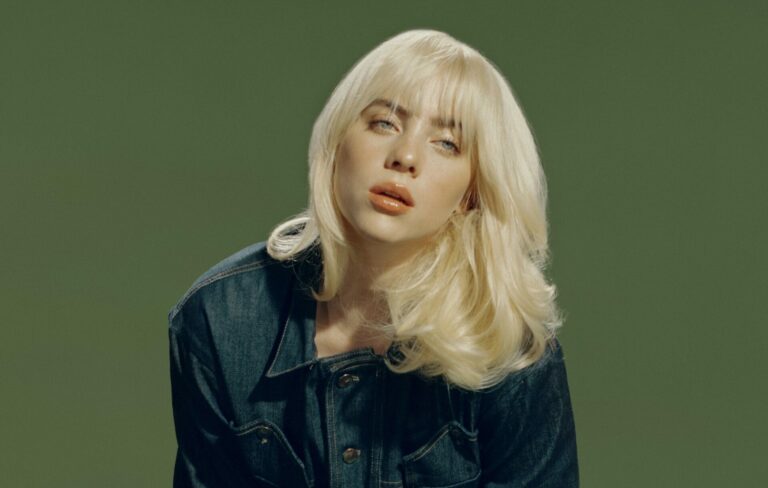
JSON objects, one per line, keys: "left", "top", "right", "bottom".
{"left": 169, "top": 313, "right": 254, "bottom": 487}
{"left": 477, "top": 341, "right": 579, "bottom": 487}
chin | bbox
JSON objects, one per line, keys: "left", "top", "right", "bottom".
{"left": 340, "top": 210, "right": 437, "bottom": 248}
{"left": 356, "top": 228, "right": 410, "bottom": 245}
{"left": 356, "top": 224, "right": 436, "bottom": 249}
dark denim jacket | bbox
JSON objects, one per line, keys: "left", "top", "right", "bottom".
{"left": 168, "top": 242, "right": 578, "bottom": 487}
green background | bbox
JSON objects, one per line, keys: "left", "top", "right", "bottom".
{"left": 2, "top": 1, "right": 766, "bottom": 486}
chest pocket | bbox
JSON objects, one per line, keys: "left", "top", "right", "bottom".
{"left": 402, "top": 421, "right": 481, "bottom": 488}
{"left": 232, "top": 419, "right": 313, "bottom": 488}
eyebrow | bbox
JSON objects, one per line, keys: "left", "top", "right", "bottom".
{"left": 367, "top": 98, "right": 458, "bottom": 129}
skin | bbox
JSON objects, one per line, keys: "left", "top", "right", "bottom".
{"left": 333, "top": 96, "right": 472, "bottom": 265}
{"left": 315, "top": 94, "right": 473, "bottom": 358}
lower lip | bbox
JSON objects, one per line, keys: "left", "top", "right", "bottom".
{"left": 368, "top": 192, "right": 412, "bottom": 215}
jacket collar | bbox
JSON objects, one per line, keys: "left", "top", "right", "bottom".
{"left": 264, "top": 242, "right": 403, "bottom": 376}
{"left": 265, "top": 244, "right": 322, "bottom": 377}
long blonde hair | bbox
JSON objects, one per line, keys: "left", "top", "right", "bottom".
{"left": 268, "top": 29, "right": 561, "bottom": 390}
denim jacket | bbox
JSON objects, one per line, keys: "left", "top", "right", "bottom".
{"left": 168, "top": 241, "right": 578, "bottom": 488}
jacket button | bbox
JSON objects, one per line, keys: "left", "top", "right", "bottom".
{"left": 342, "top": 447, "right": 361, "bottom": 464}
{"left": 254, "top": 426, "right": 271, "bottom": 444}
{"left": 337, "top": 373, "right": 360, "bottom": 388}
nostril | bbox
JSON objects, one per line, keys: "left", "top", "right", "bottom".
{"left": 389, "top": 159, "right": 415, "bottom": 174}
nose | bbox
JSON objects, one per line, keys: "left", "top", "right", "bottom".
{"left": 385, "top": 134, "right": 421, "bottom": 177}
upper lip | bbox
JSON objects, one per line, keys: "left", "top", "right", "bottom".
{"left": 369, "top": 182, "right": 415, "bottom": 207}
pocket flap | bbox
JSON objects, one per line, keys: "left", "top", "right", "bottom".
{"left": 402, "top": 421, "right": 480, "bottom": 488}
{"left": 232, "top": 419, "right": 313, "bottom": 487}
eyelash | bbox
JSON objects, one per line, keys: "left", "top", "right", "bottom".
{"left": 438, "top": 140, "right": 460, "bottom": 154}
{"left": 370, "top": 119, "right": 397, "bottom": 131}
{"left": 369, "top": 119, "right": 461, "bottom": 155}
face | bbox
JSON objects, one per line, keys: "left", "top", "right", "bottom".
{"left": 333, "top": 95, "right": 472, "bottom": 254}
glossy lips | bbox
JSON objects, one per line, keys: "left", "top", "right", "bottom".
{"left": 368, "top": 182, "right": 414, "bottom": 215}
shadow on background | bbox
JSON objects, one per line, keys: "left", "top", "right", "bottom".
{"left": 1, "top": 1, "right": 766, "bottom": 486}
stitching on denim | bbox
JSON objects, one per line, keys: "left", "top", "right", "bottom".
{"left": 169, "top": 260, "right": 268, "bottom": 321}
{"left": 446, "top": 384, "right": 456, "bottom": 423}
{"left": 370, "top": 366, "right": 384, "bottom": 487}
{"left": 405, "top": 425, "right": 452, "bottom": 463}
{"left": 430, "top": 470, "right": 481, "bottom": 488}
{"left": 266, "top": 271, "right": 326, "bottom": 377}
{"left": 324, "top": 351, "right": 384, "bottom": 374}
{"left": 232, "top": 418, "right": 313, "bottom": 487}
{"left": 404, "top": 441, "right": 481, "bottom": 488}
{"left": 327, "top": 371, "right": 339, "bottom": 487}
{"left": 454, "top": 423, "right": 478, "bottom": 441}
{"left": 234, "top": 418, "right": 274, "bottom": 436}
{"left": 404, "top": 420, "right": 478, "bottom": 464}
{"left": 251, "top": 474, "right": 280, "bottom": 488}
{"left": 264, "top": 287, "right": 298, "bottom": 377}
{"left": 470, "top": 391, "right": 477, "bottom": 432}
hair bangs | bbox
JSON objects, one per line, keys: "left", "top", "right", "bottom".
{"left": 350, "top": 46, "right": 492, "bottom": 163}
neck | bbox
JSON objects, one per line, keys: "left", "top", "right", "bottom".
{"left": 346, "top": 234, "right": 428, "bottom": 282}
{"left": 325, "top": 236, "right": 424, "bottom": 330}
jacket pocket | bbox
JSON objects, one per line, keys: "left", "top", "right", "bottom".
{"left": 402, "top": 421, "right": 481, "bottom": 488}
{"left": 232, "top": 419, "right": 313, "bottom": 488}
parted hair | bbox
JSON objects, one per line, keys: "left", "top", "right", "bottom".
{"left": 268, "top": 29, "right": 562, "bottom": 390}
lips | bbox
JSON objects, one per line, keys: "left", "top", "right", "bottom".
{"left": 369, "top": 182, "right": 414, "bottom": 206}
{"left": 368, "top": 182, "right": 414, "bottom": 215}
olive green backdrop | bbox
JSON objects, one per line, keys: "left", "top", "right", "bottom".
{"left": 2, "top": 1, "right": 766, "bottom": 486}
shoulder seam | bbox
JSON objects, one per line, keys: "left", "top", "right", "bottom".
{"left": 169, "top": 259, "right": 273, "bottom": 322}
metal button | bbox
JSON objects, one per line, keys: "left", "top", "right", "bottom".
{"left": 254, "top": 425, "right": 271, "bottom": 444}
{"left": 342, "top": 447, "right": 361, "bottom": 464}
{"left": 337, "top": 373, "right": 360, "bottom": 388}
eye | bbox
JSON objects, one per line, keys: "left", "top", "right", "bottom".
{"left": 370, "top": 119, "right": 397, "bottom": 131}
{"left": 437, "top": 139, "right": 460, "bottom": 154}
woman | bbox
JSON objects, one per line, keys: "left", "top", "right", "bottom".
{"left": 169, "top": 30, "right": 578, "bottom": 487}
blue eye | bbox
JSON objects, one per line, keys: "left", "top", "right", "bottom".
{"left": 439, "top": 140, "right": 460, "bottom": 154}
{"left": 371, "top": 119, "right": 396, "bottom": 130}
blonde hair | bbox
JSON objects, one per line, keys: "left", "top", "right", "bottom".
{"left": 268, "top": 29, "right": 561, "bottom": 390}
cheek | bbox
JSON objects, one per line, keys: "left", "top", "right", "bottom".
{"left": 433, "top": 168, "right": 472, "bottom": 212}
{"left": 335, "top": 140, "right": 366, "bottom": 182}
{"left": 334, "top": 136, "right": 385, "bottom": 198}
{"left": 332, "top": 144, "right": 365, "bottom": 215}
